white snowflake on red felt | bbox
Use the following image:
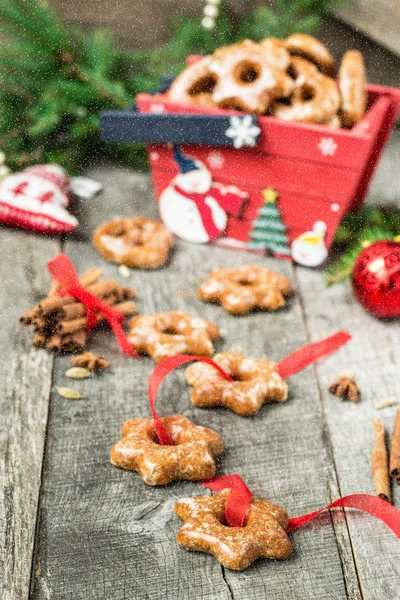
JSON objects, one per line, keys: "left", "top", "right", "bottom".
{"left": 331, "top": 203, "right": 340, "bottom": 212}
{"left": 150, "top": 151, "right": 159, "bottom": 161}
{"left": 318, "top": 137, "right": 337, "bottom": 156}
{"left": 150, "top": 103, "right": 165, "bottom": 115}
{"left": 207, "top": 151, "right": 225, "bottom": 169}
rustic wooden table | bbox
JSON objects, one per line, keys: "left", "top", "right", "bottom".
{"left": 1, "top": 130, "right": 400, "bottom": 600}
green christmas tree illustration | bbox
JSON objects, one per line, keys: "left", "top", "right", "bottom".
{"left": 247, "top": 188, "right": 292, "bottom": 256}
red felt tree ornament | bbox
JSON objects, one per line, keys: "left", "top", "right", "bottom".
{"left": 352, "top": 240, "right": 400, "bottom": 319}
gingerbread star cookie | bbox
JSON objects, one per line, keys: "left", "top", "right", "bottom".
{"left": 185, "top": 352, "right": 288, "bottom": 416}
{"left": 128, "top": 311, "right": 220, "bottom": 362}
{"left": 198, "top": 265, "right": 291, "bottom": 315}
{"left": 175, "top": 489, "right": 292, "bottom": 570}
{"left": 110, "top": 414, "right": 224, "bottom": 485}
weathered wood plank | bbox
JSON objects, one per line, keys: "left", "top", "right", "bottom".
{"left": 33, "top": 165, "right": 357, "bottom": 599}
{"left": 297, "top": 129, "right": 400, "bottom": 600}
{"left": 0, "top": 230, "right": 59, "bottom": 600}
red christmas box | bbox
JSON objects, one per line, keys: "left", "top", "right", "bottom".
{"left": 101, "top": 77, "right": 400, "bottom": 267}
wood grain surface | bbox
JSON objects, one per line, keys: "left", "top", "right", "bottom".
{"left": 1, "top": 129, "right": 399, "bottom": 599}
{"left": 0, "top": 232, "right": 60, "bottom": 600}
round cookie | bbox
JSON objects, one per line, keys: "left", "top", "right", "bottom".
{"left": 93, "top": 217, "right": 174, "bottom": 269}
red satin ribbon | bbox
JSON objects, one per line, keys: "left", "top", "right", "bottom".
{"left": 173, "top": 185, "right": 222, "bottom": 240}
{"left": 201, "top": 474, "right": 252, "bottom": 527}
{"left": 277, "top": 331, "right": 352, "bottom": 379}
{"left": 146, "top": 331, "right": 351, "bottom": 523}
{"left": 198, "top": 479, "right": 400, "bottom": 536}
{"left": 287, "top": 494, "right": 400, "bottom": 537}
{"left": 148, "top": 354, "right": 233, "bottom": 446}
{"left": 47, "top": 254, "right": 140, "bottom": 357}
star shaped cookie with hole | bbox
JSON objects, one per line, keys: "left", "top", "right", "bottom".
{"left": 185, "top": 352, "right": 288, "bottom": 416}
{"left": 198, "top": 265, "right": 291, "bottom": 315}
{"left": 175, "top": 489, "right": 292, "bottom": 570}
{"left": 110, "top": 414, "right": 224, "bottom": 485}
{"left": 128, "top": 311, "right": 220, "bottom": 362}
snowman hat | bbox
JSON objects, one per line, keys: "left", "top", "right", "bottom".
{"left": 173, "top": 145, "right": 201, "bottom": 174}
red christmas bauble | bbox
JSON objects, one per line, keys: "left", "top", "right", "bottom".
{"left": 352, "top": 240, "right": 400, "bottom": 318}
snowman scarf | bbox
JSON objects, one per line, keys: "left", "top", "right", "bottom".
{"left": 173, "top": 182, "right": 247, "bottom": 240}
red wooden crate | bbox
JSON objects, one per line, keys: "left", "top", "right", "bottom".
{"left": 130, "top": 81, "right": 400, "bottom": 266}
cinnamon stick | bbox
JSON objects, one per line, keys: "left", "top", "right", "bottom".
{"left": 390, "top": 408, "right": 400, "bottom": 484}
{"left": 61, "top": 331, "right": 87, "bottom": 354}
{"left": 20, "top": 307, "right": 40, "bottom": 326}
{"left": 372, "top": 418, "right": 391, "bottom": 502}
{"left": 39, "top": 279, "right": 117, "bottom": 315}
{"left": 46, "top": 333, "right": 62, "bottom": 355}
{"left": 33, "top": 316, "right": 61, "bottom": 333}
{"left": 32, "top": 332, "right": 48, "bottom": 348}
{"left": 59, "top": 300, "right": 137, "bottom": 335}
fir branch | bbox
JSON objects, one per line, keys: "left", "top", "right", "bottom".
{"left": 324, "top": 206, "right": 400, "bottom": 286}
{"left": 0, "top": 0, "right": 348, "bottom": 173}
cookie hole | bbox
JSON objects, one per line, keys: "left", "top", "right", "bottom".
{"left": 235, "top": 60, "right": 261, "bottom": 84}
{"left": 188, "top": 74, "right": 217, "bottom": 96}
{"left": 218, "top": 99, "right": 247, "bottom": 112}
{"left": 287, "top": 65, "right": 298, "bottom": 80}
{"left": 237, "top": 278, "right": 252, "bottom": 286}
{"left": 301, "top": 84, "right": 315, "bottom": 102}
{"left": 114, "top": 228, "right": 127, "bottom": 237}
{"left": 160, "top": 325, "right": 180, "bottom": 335}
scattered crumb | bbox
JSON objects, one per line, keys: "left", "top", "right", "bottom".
{"left": 281, "top": 337, "right": 287, "bottom": 343}
{"left": 118, "top": 264, "right": 131, "bottom": 278}
{"left": 376, "top": 397, "right": 397, "bottom": 410}
{"left": 340, "top": 369, "right": 355, "bottom": 380}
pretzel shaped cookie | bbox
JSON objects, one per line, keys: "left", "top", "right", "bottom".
{"left": 168, "top": 56, "right": 218, "bottom": 107}
{"left": 274, "top": 57, "right": 340, "bottom": 124}
{"left": 93, "top": 217, "right": 175, "bottom": 269}
{"left": 259, "top": 37, "right": 291, "bottom": 71}
{"left": 175, "top": 489, "right": 292, "bottom": 570}
{"left": 110, "top": 415, "right": 224, "bottom": 485}
{"left": 185, "top": 352, "right": 288, "bottom": 416}
{"left": 209, "top": 40, "right": 295, "bottom": 114}
{"left": 128, "top": 311, "right": 220, "bottom": 362}
{"left": 338, "top": 50, "right": 367, "bottom": 128}
{"left": 198, "top": 265, "right": 291, "bottom": 315}
{"left": 285, "top": 33, "right": 336, "bottom": 76}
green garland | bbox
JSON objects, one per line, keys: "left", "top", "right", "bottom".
{"left": 0, "top": 0, "right": 346, "bottom": 173}
{"left": 324, "top": 205, "right": 400, "bottom": 286}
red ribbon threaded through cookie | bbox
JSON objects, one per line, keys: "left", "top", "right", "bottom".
{"left": 148, "top": 354, "right": 233, "bottom": 445}
{"left": 48, "top": 254, "right": 140, "bottom": 357}
{"left": 146, "top": 331, "right": 351, "bottom": 523}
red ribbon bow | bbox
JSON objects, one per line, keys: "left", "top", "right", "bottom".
{"left": 47, "top": 254, "right": 139, "bottom": 357}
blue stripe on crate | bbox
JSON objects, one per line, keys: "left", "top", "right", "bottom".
{"left": 101, "top": 110, "right": 260, "bottom": 148}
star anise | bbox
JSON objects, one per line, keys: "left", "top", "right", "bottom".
{"left": 70, "top": 352, "right": 110, "bottom": 372}
{"left": 328, "top": 377, "right": 360, "bottom": 402}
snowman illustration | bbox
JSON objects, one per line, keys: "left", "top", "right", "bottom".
{"left": 291, "top": 221, "right": 328, "bottom": 267}
{"left": 159, "top": 146, "right": 248, "bottom": 244}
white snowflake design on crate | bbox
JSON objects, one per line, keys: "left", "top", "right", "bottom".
{"left": 318, "top": 137, "right": 338, "bottom": 157}
{"left": 225, "top": 115, "right": 261, "bottom": 149}
{"left": 207, "top": 151, "right": 225, "bottom": 169}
